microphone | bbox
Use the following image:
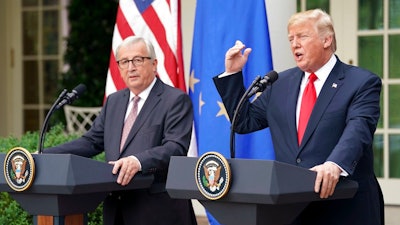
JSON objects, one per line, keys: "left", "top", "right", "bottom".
{"left": 230, "top": 70, "right": 278, "bottom": 158}
{"left": 56, "top": 83, "right": 87, "bottom": 109}
{"left": 38, "top": 84, "right": 86, "bottom": 153}
{"left": 247, "top": 70, "right": 278, "bottom": 98}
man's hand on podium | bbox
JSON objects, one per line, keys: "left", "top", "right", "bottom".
{"left": 109, "top": 156, "right": 141, "bottom": 186}
{"left": 310, "top": 162, "right": 341, "bottom": 199}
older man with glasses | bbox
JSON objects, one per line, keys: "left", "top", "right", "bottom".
{"left": 45, "top": 36, "right": 197, "bottom": 225}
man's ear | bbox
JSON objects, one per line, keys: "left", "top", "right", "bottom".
{"left": 323, "top": 35, "right": 333, "bottom": 49}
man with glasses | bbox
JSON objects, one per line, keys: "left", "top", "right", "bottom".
{"left": 45, "top": 36, "right": 197, "bottom": 225}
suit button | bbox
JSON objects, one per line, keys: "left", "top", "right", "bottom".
{"left": 296, "top": 158, "right": 301, "bottom": 164}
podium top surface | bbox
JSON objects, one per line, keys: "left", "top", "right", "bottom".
{"left": 166, "top": 156, "right": 358, "bottom": 205}
{"left": 0, "top": 153, "right": 154, "bottom": 194}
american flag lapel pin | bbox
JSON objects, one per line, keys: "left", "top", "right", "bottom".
{"left": 332, "top": 83, "right": 337, "bottom": 88}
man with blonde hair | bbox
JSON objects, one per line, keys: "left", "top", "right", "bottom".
{"left": 214, "top": 9, "right": 384, "bottom": 225}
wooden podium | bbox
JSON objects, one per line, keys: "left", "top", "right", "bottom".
{"left": 166, "top": 156, "right": 358, "bottom": 225}
{"left": 0, "top": 153, "right": 154, "bottom": 225}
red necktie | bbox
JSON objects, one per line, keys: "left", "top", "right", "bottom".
{"left": 120, "top": 96, "right": 140, "bottom": 151}
{"left": 298, "top": 73, "right": 318, "bottom": 145}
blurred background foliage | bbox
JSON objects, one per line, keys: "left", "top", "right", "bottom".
{"left": 60, "top": 0, "right": 117, "bottom": 107}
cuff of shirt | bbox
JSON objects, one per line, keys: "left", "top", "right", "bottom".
{"left": 129, "top": 155, "right": 142, "bottom": 171}
{"left": 218, "top": 71, "right": 239, "bottom": 78}
{"left": 326, "top": 161, "right": 349, "bottom": 177}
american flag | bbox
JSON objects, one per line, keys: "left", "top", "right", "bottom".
{"left": 105, "top": 0, "right": 186, "bottom": 97}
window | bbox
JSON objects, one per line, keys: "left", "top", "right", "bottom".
{"left": 22, "top": 0, "right": 64, "bottom": 132}
{"left": 358, "top": 0, "right": 400, "bottom": 179}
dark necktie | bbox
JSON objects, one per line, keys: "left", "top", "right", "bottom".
{"left": 298, "top": 73, "right": 318, "bottom": 145}
{"left": 120, "top": 96, "right": 140, "bottom": 151}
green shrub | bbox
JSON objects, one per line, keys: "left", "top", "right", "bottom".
{"left": 0, "top": 124, "right": 78, "bottom": 153}
{"left": 0, "top": 124, "right": 103, "bottom": 224}
{"left": 0, "top": 192, "right": 31, "bottom": 225}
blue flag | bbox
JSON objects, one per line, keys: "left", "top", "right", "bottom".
{"left": 189, "top": 0, "right": 275, "bottom": 223}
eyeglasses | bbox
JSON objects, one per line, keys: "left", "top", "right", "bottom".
{"left": 117, "top": 56, "right": 152, "bottom": 69}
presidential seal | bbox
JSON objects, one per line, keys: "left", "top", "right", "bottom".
{"left": 3, "top": 147, "right": 35, "bottom": 192}
{"left": 195, "top": 151, "right": 231, "bottom": 200}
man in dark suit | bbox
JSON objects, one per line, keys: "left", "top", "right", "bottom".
{"left": 45, "top": 36, "right": 197, "bottom": 225}
{"left": 213, "top": 9, "right": 384, "bottom": 225}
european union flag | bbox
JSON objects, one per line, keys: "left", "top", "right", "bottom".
{"left": 189, "top": 0, "right": 275, "bottom": 223}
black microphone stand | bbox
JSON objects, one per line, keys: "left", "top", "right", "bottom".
{"left": 229, "top": 76, "right": 261, "bottom": 158}
{"left": 37, "top": 89, "right": 68, "bottom": 154}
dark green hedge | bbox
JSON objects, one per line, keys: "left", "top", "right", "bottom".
{"left": 60, "top": 0, "right": 118, "bottom": 107}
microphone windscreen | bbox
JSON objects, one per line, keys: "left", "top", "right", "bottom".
{"left": 73, "top": 83, "right": 87, "bottom": 95}
{"left": 266, "top": 70, "right": 279, "bottom": 83}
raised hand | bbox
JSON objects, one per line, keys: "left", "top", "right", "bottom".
{"left": 225, "top": 40, "right": 252, "bottom": 73}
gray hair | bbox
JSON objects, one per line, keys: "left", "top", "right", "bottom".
{"left": 115, "top": 36, "right": 157, "bottom": 60}
{"left": 288, "top": 9, "right": 337, "bottom": 52}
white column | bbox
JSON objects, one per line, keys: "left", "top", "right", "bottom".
{"left": 0, "top": 0, "right": 6, "bottom": 136}
{"left": 265, "top": 0, "right": 297, "bottom": 72}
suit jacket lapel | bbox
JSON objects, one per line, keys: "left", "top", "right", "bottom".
{"left": 286, "top": 70, "right": 304, "bottom": 152}
{"left": 299, "top": 60, "right": 345, "bottom": 150}
{"left": 107, "top": 88, "right": 130, "bottom": 159}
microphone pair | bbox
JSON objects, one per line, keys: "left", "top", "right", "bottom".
{"left": 56, "top": 84, "right": 87, "bottom": 109}
{"left": 247, "top": 70, "right": 278, "bottom": 98}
